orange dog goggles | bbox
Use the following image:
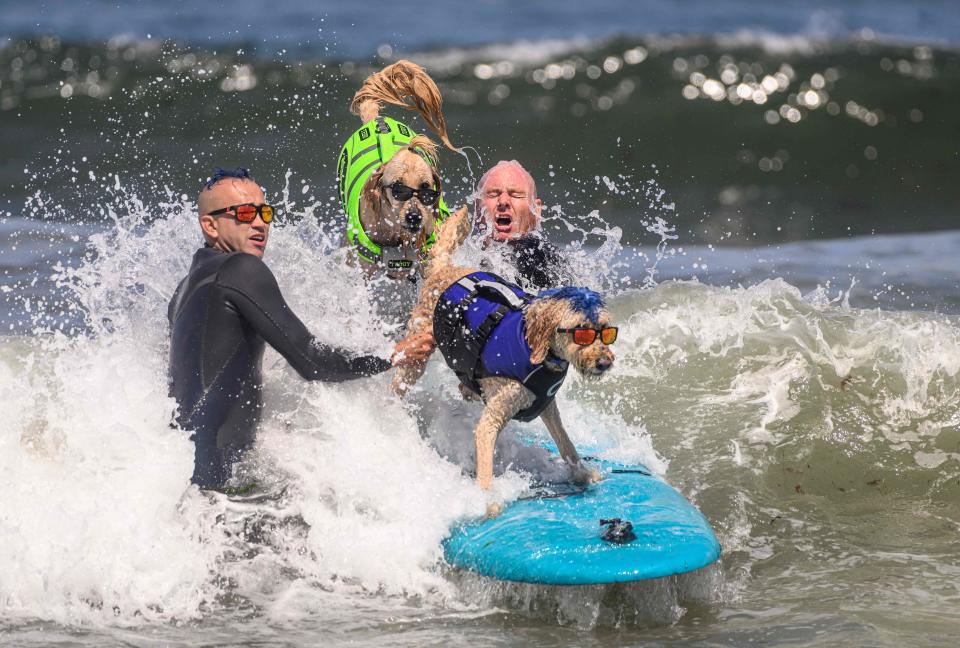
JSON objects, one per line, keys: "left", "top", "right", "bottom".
{"left": 557, "top": 326, "right": 618, "bottom": 346}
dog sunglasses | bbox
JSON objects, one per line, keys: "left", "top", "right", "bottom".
{"left": 557, "top": 326, "right": 618, "bottom": 346}
{"left": 207, "top": 203, "right": 277, "bottom": 223}
{"left": 389, "top": 181, "right": 440, "bottom": 206}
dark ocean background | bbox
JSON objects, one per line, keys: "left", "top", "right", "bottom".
{"left": 2, "top": 0, "right": 958, "bottom": 247}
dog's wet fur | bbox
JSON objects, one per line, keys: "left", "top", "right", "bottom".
{"left": 393, "top": 207, "right": 615, "bottom": 507}
{"left": 355, "top": 136, "right": 442, "bottom": 279}
{"left": 346, "top": 60, "right": 455, "bottom": 285}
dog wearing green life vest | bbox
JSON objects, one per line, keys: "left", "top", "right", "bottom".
{"left": 336, "top": 60, "right": 460, "bottom": 329}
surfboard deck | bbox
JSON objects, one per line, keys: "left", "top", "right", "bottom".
{"left": 443, "top": 458, "right": 721, "bottom": 585}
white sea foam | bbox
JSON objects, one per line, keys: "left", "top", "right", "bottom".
{"left": 612, "top": 278, "right": 960, "bottom": 475}
{"left": 408, "top": 37, "right": 596, "bottom": 75}
{"left": 8, "top": 166, "right": 960, "bottom": 640}
{"left": 0, "top": 181, "right": 666, "bottom": 629}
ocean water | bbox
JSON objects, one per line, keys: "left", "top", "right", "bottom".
{"left": 2, "top": 2, "right": 960, "bottom": 647}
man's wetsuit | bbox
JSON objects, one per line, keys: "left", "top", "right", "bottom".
{"left": 506, "top": 233, "right": 572, "bottom": 292}
{"left": 168, "top": 247, "right": 391, "bottom": 488}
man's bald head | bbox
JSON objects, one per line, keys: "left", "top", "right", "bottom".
{"left": 477, "top": 160, "right": 538, "bottom": 201}
{"left": 475, "top": 160, "right": 542, "bottom": 242}
{"left": 197, "top": 167, "right": 270, "bottom": 257}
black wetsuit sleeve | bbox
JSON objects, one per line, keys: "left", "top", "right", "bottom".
{"left": 216, "top": 254, "right": 392, "bottom": 381}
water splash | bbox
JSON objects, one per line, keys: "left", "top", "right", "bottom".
{"left": 1, "top": 178, "right": 674, "bottom": 633}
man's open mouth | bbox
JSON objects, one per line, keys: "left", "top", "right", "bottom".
{"left": 250, "top": 234, "right": 266, "bottom": 246}
{"left": 495, "top": 215, "right": 513, "bottom": 231}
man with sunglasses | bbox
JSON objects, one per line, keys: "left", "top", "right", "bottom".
{"left": 168, "top": 167, "right": 435, "bottom": 490}
{"left": 475, "top": 160, "right": 572, "bottom": 292}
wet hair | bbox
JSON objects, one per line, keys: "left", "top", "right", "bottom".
{"left": 535, "top": 287, "right": 605, "bottom": 322}
{"left": 203, "top": 167, "right": 256, "bottom": 191}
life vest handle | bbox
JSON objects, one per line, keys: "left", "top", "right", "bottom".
{"left": 455, "top": 276, "right": 529, "bottom": 310}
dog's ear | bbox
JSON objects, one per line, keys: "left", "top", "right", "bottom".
{"left": 360, "top": 168, "right": 384, "bottom": 230}
{"left": 363, "top": 168, "right": 384, "bottom": 206}
{"left": 431, "top": 167, "right": 443, "bottom": 200}
{"left": 525, "top": 300, "right": 560, "bottom": 365}
{"left": 415, "top": 168, "right": 444, "bottom": 251}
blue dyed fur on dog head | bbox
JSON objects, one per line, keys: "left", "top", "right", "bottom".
{"left": 535, "top": 287, "right": 605, "bottom": 321}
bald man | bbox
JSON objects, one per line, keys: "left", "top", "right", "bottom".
{"left": 474, "top": 160, "right": 572, "bottom": 291}
{"left": 168, "top": 167, "right": 434, "bottom": 489}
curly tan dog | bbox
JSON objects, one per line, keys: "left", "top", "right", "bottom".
{"left": 337, "top": 60, "right": 457, "bottom": 287}
{"left": 393, "top": 207, "right": 616, "bottom": 503}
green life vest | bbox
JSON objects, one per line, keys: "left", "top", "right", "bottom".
{"left": 337, "top": 115, "right": 450, "bottom": 263}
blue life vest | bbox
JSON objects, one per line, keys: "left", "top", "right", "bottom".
{"left": 433, "top": 272, "right": 569, "bottom": 422}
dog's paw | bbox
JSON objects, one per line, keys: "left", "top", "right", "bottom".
{"left": 389, "top": 376, "right": 408, "bottom": 398}
{"left": 485, "top": 500, "right": 504, "bottom": 518}
{"left": 571, "top": 463, "right": 603, "bottom": 485}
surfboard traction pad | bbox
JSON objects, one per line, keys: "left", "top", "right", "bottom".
{"left": 443, "top": 459, "right": 722, "bottom": 585}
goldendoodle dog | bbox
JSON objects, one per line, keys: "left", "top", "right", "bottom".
{"left": 336, "top": 60, "right": 458, "bottom": 326}
{"left": 392, "top": 207, "right": 617, "bottom": 507}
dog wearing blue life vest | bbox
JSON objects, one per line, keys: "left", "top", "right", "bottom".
{"left": 337, "top": 60, "right": 458, "bottom": 326}
{"left": 393, "top": 207, "right": 615, "bottom": 507}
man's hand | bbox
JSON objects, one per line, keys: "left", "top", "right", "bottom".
{"left": 391, "top": 332, "right": 436, "bottom": 367}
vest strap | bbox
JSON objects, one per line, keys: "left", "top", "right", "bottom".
{"left": 455, "top": 276, "right": 529, "bottom": 310}
{"left": 465, "top": 304, "right": 509, "bottom": 367}
{"left": 452, "top": 275, "right": 530, "bottom": 390}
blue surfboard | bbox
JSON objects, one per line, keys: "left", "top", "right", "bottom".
{"left": 443, "top": 458, "right": 721, "bottom": 585}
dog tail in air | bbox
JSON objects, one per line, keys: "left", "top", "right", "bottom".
{"left": 351, "top": 59, "right": 458, "bottom": 152}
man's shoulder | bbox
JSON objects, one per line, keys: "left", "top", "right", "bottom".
{"left": 219, "top": 250, "right": 267, "bottom": 272}
{"left": 216, "top": 252, "right": 277, "bottom": 292}
{"left": 514, "top": 231, "right": 558, "bottom": 248}
{"left": 180, "top": 248, "right": 269, "bottom": 285}
{"left": 511, "top": 233, "right": 564, "bottom": 260}
{"left": 508, "top": 232, "right": 571, "bottom": 291}
{"left": 168, "top": 248, "right": 230, "bottom": 323}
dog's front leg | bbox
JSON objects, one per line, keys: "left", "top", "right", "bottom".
{"left": 474, "top": 380, "right": 525, "bottom": 491}
{"left": 391, "top": 311, "right": 436, "bottom": 397}
{"left": 540, "top": 400, "right": 602, "bottom": 484}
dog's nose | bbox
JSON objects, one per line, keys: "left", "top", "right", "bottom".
{"left": 405, "top": 207, "right": 422, "bottom": 230}
{"left": 596, "top": 356, "right": 613, "bottom": 372}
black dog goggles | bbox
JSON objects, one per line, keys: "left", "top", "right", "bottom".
{"left": 389, "top": 182, "right": 440, "bottom": 207}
